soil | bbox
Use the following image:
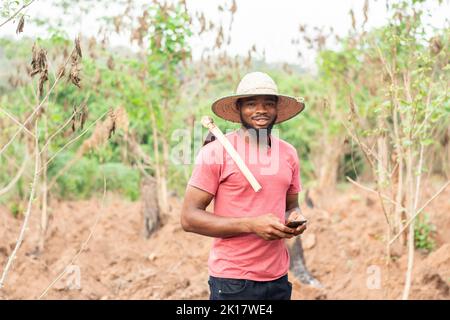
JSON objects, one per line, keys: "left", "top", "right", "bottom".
{"left": 0, "top": 178, "right": 449, "bottom": 300}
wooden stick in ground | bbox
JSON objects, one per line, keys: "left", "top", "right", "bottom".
{"left": 201, "top": 116, "right": 262, "bottom": 193}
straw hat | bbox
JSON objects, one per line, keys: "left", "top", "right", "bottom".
{"left": 211, "top": 72, "right": 305, "bottom": 124}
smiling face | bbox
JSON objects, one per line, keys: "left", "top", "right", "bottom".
{"left": 237, "top": 95, "right": 278, "bottom": 131}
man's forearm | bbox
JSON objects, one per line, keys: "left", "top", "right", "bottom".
{"left": 285, "top": 206, "right": 301, "bottom": 216}
{"left": 182, "top": 208, "right": 254, "bottom": 238}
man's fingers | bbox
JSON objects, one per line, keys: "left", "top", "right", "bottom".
{"left": 272, "top": 222, "right": 295, "bottom": 234}
{"left": 288, "top": 210, "right": 305, "bottom": 220}
{"left": 294, "top": 224, "right": 307, "bottom": 235}
{"left": 270, "top": 229, "right": 294, "bottom": 239}
{"left": 290, "top": 214, "right": 306, "bottom": 223}
{"left": 287, "top": 212, "right": 298, "bottom": 221}
{"left": 265, "top": 234, "right": 277, "bottom": 241}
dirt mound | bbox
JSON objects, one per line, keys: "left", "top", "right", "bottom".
{"left": 0, "top": 179, "right": 449, "bottom": 299}
{"left": 413, "top": 244, "right": 450, "bottom": 299}
{"left": 290, "top": 180, "right": 450, "bottom": 300}
{"left": 0, "top": 194, "right": 211, "bottom": 299}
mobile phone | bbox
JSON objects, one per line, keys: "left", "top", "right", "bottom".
{"left": 285, "top": 219, "right": 307, "bottom": 228}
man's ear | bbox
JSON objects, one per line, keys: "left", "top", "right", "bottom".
{"left": 235, "top": 98, "right": 242, "bottom": 111}
{"left": 235, "top": 103, "right": 241, "bottom": 115}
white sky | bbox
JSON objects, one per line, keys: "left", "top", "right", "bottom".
{"left": 188, "top": 0, "right": 392, "bottom": 65}
{"left": 1, "top": 0, "right": 449, "bottom": 69}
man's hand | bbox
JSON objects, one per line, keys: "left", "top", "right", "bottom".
{"left": 249, "top": 213, "right": 295, "bottom": 241}
{"left": 286, "top": 208, "right": 307, "bottom": 236}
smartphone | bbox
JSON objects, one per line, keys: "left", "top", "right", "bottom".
{"left": 285, "top": 219, "right": 307, "bottom": 228}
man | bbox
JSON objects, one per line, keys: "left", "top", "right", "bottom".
{"left": 181, "top": 72, "right": 307, "bottom": 300}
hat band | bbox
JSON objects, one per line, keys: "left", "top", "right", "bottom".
{"left": 237, "top": 87, "right": 278, "bottom": 95}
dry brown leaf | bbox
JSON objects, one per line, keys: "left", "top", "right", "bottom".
{"left": 38, "top": 69, "right": 48, "bottom": 97}
{"left": 75, "top": 36, "right": 82, "bottom": 58}
{"left": 230, "top": 0, "right": 237, "bottom": 14}
{"left": 363, "top": 0, "right": 369, "bottom": 26}
{"left": 430, "top": 36, "right": 442, "bottom": 56}
{"left": 29, "top": 43, "right": 48, "bottom": 96}
{"left": 80, "top": 103, "right": 89, "bottom": 130}
{"left": 77, "top": 106, "right": 129, "bottom": 155}
{"left": 16, "top": 16, "right": 25, "bottom": 34}
{"left": 56, "top": 64, "right": 65, "bottom": 78}
{"left": 349, "top": 9, "right": 356, "bottom": 30}
{"left": 107, "top": 56, "right": 115, "bottom": 70}
{"left": 71, "top": 105, "right": 77, "bottom": 133}
{"left": 68, "top": 53, "right": 81, "bottom": 88}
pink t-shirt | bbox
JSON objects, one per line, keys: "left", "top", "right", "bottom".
{"left": 188, "top": 130, "right": 302, "bottom": 281}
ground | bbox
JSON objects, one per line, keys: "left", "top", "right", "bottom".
{"left": 0, "top": 178, "right": 449, "bottom": 299}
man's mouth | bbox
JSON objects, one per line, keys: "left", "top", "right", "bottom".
{"left": 252, "top": 116, "right": 270, "bottom": 125}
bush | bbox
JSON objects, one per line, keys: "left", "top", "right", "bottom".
{"left": 97, "top": 163, "right": 140, "bottom": 201}
{"left": 414, "top": 213, "right": 436, "bottom": 252}
{"left": 48, "top": 152, "right": 140, "bottom": 201}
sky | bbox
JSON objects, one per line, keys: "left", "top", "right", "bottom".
{"left": 1, "top": 0, "right": 449, "bottom": 70}
{"left": 187, "top": 0, "right": 393, "bottom": 66}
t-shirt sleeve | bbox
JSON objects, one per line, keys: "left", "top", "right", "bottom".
{"left": 287, "top": 148, "right": 303, "bottom": 194}
{"left": 188, "top": 143, "right": 222, "bottom": 196}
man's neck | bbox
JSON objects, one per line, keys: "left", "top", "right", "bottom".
{"left": 238, "top": 127, "right": 271, "bottom": 148}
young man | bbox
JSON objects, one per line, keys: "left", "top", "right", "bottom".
{"left": 181, "top": 72, "right": 307, "bottom": 300}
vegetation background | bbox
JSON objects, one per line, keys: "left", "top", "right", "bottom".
{"left": 0, "top": 0, "right": 448, "bottom": 299}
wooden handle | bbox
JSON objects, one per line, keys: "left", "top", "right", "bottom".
{"left": 201, "top": 116, "right": 262, "bottom": 192}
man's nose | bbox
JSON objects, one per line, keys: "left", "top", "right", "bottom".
{"left": 255, "top": 103, "right": 268, "bottom": 113}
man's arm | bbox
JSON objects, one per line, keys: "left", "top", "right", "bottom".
{"left": 180, "top": 185, "right": 296, "bottom": 240}
{"left": 285, "top": 193, "right": 301, "bottom": 219}
{"left": 285, "top": 193, "right": 307, "bottom": 236}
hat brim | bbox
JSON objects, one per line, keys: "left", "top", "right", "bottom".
{"left": 211, "top": 94, "right": 305, "bottom": 124}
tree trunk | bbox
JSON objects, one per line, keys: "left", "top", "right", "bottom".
{"left": 38, "top": 113, "right": 48, "bottom": 252}
{"left": 316, "top": 136, "right": 344, "bottom": 190}
{"left": 288, "top": 237, "right": 322, "bottom": 288}
{"left": 38, "top": 96, "right": 49, "bottom": 252}
{"left": 402, "top": 147, "right": 415, "bottom": 300}
{"left": 445, "top": 126, "right": 450, "bottom": 179}
{"left": 140, "top": 176, "right": 160, "bottom": 238}
{"left": 149, "top": 108, "right": 167, "bottom": 216}
{"left": 160, "top": 136, "right": 170, "bottom": 214}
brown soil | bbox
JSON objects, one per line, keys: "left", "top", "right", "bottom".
{"left": 0, "top": 179, "right": 449, "bottom": 300}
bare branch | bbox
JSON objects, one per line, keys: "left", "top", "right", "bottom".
{"left": 341, "top": 118, "right": 392, "bottom": 224}
{"left": 0, "top": 120, "right": 40, "bottom": 289}
{"left": 0, "top": 107, "right": 35, "bottom": 138}
{"left": 0, "top": 0, "right": 36, "bottom": 29}
{"left": 0, "top": 145, "right": 29, "bottom": 196}
{"left": 39, "top": 105, "right": 84, "bottom": 156}
{"left": 389, "top": 180, "right": 450, "bottom": 246}
{"left": 346, "top": 176, "right": 407, "bottom": 213}
{"left": 402, "top": 143, "right": 425, "bottom": 300}
{"left": 0, "top": 47, "right": 76, "bottom": 158}
{"left": 44, "top": 110, "right": 109, "bottom": 190}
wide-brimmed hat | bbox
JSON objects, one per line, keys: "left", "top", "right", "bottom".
{"left": 211, "top": 72, "right": 305, "bottom": 124}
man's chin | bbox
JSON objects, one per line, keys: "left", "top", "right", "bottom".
{"left": 254, "top": 126, "right": 271, "bottom": 131}
{"left": 244, "top": 126, "right": 273, "bottom": 135}
{"left": 240, "top": 114, "right": 277, "bottom": 133}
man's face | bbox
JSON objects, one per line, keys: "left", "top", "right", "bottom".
{"left": 237, "top": 95, "right": 278, "bottom": 131}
